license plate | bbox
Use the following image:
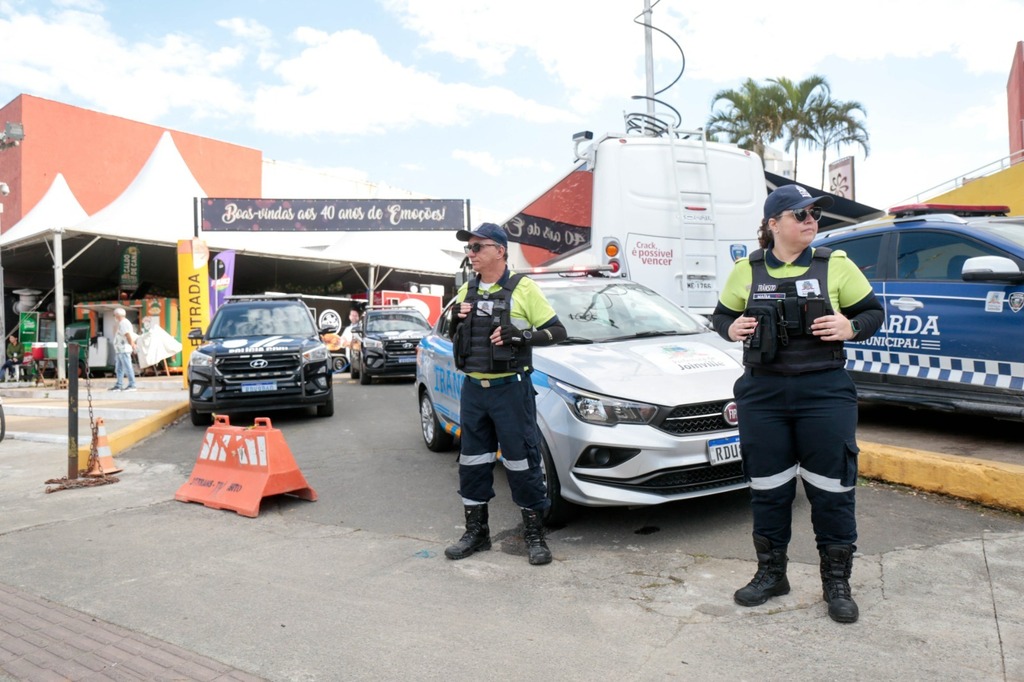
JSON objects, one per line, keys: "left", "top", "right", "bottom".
{"left": 707, "top": 435, "right": 741, "bottom": 466}
{"left": 397, "top": 356, "right": 417, "bottom": 363}
{"left": 241, "top": 381, "right": 277, "bottom": 393}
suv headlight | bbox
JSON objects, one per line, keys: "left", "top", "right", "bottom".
{"left": 552, "top": 380, "right": 658, "bottom": 426}
{"left": 190, "top": 350, "right": 213, "bottom": 368}
{"left": 363, "top": 337, "right": 383, "bottom": 349}
{"left": 303, "top": 344, "right": 330, "bottom": 363}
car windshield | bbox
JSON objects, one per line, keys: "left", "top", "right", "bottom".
{"left": 539, "top": 278, "right": 708, "bottom": 343}
{"left": 207, "top": 302, "right": 316, "bottom": 338}
{"left": 366, "top": 312, "right": 431, "bottom": 333}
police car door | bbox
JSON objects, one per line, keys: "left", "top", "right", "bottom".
{"left": 887, "top": 230, "right": 1016, "bottom": 389}
{"left": 417, "top": 301, "right": 463, "bottom": 430}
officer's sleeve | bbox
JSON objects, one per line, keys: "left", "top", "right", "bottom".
{"left": 831, "top": 253, "right": 884, "bottom": 341}
{"left": 448, "top": 284, "right": 470, "bottom": 341}
{"left": 710, "top": 259, "right": 751, "bottom": 342}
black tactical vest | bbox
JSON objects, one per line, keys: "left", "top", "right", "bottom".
{"left": 743, "top": 247, "right": 845, "bottom": 374}
{"left": 453, "top": 272, "right": 532, "bottom": 374}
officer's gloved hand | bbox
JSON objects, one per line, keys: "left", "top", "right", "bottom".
{"left": 496, "top": 322, "right": 527, "bottom": 346}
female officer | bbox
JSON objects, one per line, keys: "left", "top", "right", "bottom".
{"left": 711, "top": 185, "right": 884, "bottom": 624}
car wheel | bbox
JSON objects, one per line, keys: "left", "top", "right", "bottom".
{"left": 359, "top": 366, "right": 371, "bottom": 385}
{"left": 419, "top": 390, "right": 454, "bottom": 452}
{"left": 316, "top": 392, "right": 335, "bottom": 417}
{"left": 190, "top": 405, "right": 211, "bottom": 427}
{"left": 349, "top": 357, "right": 360, "bottom": 379}
{"left": 0, "top": 404, "right": 5, "bottom": 443}
{"left": 539, "top": 437, "right": 574, "bottom": 525}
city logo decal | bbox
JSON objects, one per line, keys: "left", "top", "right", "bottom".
{"left": 1009, "top": 292, "right": 1024, "bottom": 313}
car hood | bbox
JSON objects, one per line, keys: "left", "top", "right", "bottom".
{"left": 534, "top": 333, "right": 744, "bottom": 404}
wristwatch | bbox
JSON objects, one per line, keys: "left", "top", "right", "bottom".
{"left": 849, "top": 319, "right": 861, "bottom": 338}
{"left": 522, "top": 330, "right": 533, "bottom": 344}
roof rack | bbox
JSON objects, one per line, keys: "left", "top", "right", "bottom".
{"left": 519, "top": 264, "right": 614, "bottom": 277}
{"left": 889, "top": 203, "right": 1010, "bottom": 218}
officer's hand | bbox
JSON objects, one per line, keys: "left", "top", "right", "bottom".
{"left": 730, "top": 315, "right": 758, "bottom": 343}
{"left": 810, "top": 313, "right": 855, "bottom": 342}
{"left": 457, "top": 302, "right": 471, "bottom": 318}
{"left": 492, "top": 322, "right": 525, "bottom": 347}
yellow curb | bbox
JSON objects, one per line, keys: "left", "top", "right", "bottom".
{"left": 860, "top": 441, "right": 1024, "bottom": 513}
{"left": 77, "top": 403, "right": 189, "bottom": 470}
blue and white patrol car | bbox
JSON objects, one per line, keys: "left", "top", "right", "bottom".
{"left": 812, "top": 204, "right": 1024, "bottom": 420}
{"left": 415, "top": 268, "right": 746, "bottom": 523}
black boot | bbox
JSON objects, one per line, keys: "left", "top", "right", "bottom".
{"left": 521, "top": 508, "right": 552, "bottom": 566}
{"left": 820, "top": 544, "right": 859, "bottom": 623}
{"left": 444, "top": 505, "right": 491, "bottom": 560}
{"left": 734, "top": 533, "right": 791, "bottom": 606}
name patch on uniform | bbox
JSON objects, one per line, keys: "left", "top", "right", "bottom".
{"left": 752, "top": 293, "right": 785, "bottom": 300}
{"left": 797, "top": 279, "right": 821, "bottom": 296}
{"left": 755, "top": 284, "right": 778, "bottom": 292}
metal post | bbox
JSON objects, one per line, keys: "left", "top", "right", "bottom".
{"left": 0, "top": 202, "right": 5, "bottom": 340}
{"left": 643, "top": 0, "right": 656, "bottom": 131}
{"left": 68, "top": 342, "right": 79, "bottom": 479}
{"left": 54, "top": 230, "right": 66, "bottom": 381}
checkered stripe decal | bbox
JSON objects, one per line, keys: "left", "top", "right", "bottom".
{"left": 846, "top": 348, "right": 1024, "bottom": 391}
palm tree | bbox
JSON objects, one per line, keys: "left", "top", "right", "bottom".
{"left": 706, "top": 79, "right": 787, "bottom": 162}
{"left": 806, "top": 99, "right": 870, "bottom": 190}
{"left": 769, "top": 75, "right": 830, "bottom": 180}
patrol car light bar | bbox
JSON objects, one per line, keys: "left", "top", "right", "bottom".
{"left": 889, "top": 203, "right": 1010, "bottom": 218}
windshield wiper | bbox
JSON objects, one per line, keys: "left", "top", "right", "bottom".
{"left": 604, "top": 330, "right": 682, "bottom": 342}
{"left": 559, "top": 336, "right": 594, "bottom": 345}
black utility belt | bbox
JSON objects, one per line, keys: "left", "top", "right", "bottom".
{"left": 746, "top": 367, "right": 843, "bottom": 378}
{"left": 466, "top": 374, "right": 524, "bottom": 388}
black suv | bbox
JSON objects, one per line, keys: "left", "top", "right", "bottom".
{"left": 187, "top": 294, "right": 335, "bottom": 425}
{"left": 349, "top": 305, "right": 431, "bottom": 385}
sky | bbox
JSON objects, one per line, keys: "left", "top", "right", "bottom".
{"left": 0, "top": 0, "right": 1021, "bottom": 226}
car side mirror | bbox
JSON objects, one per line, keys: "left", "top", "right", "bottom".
{"left": 961, "top": 256, "right": 1024, "bottom": 283}
{"left": 187, "top": 328, "right": 205, "bottom": 340}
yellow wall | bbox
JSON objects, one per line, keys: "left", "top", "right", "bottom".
{"left": 929, "top": 161, "right": 1024, "bottom": 215}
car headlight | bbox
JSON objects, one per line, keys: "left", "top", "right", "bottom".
{"left": 303, "top": 344, "right": 330, "bottom": 363}
{"left": 364, "top": 337, "right": 383, "bottom": 349}
{"left": 552, "top": 380, "right": 658, "bottom": 426}
{"left": 190, "top": 350, "right": 213, "bottom": 368}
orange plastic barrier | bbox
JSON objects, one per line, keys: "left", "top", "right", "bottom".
{"left": 175, "top": 416, "right": 317, "bottom": 517}
{"left": 85, "top": 417, "right": 123, "bottom": 476}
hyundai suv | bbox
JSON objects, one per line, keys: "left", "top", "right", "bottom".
{"left": 349, "top": 306, "right": 431, "bottom": 385}
{"left": 812, "top": 203, "right": 1024, "bottom": 420}
{"left": 415, "top": 268, "right": 746, "bottom": 523}
{"left": 187, "top": 294, "right": 335, "bottom": 425}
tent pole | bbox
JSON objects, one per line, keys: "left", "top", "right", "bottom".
{"left": 54, "top": 230, "right": 67, "bottom": 382}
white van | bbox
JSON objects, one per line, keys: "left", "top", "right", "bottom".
{"left": 502, "top": 131, "right": 767, "bottom": 313}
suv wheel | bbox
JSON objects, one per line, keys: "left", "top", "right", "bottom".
{"left": 316, "top": 392, "right": 335, "bottom": 417}
{"left": 419, "top": 391, "right": 454, "bottom": 451}
{"left": 359, "top": 363, "right": 372, "bottom": 385}
{"left": 190, "top": 405, "right": 211, "bottom": 427}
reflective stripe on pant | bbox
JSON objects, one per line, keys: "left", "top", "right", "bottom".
{"left": 457, "top": 375, "right": 549, "bottom": 511}
{"left": 735, "top": 368, "right": 859, "bottom": 549}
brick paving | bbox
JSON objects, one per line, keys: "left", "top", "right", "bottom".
{"left": 0, "top": 583, "right": 265, "bottom": 681}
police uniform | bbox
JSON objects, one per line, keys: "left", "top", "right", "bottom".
{"left": 713, "top": 241, "right": 883, "bottom": 622}
{"left": 453, "top": 268, "right": 557, "bottom": 511}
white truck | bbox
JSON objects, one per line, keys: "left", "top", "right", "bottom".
{"left": 501, "top": 130, "right": 767, "bottom": 314}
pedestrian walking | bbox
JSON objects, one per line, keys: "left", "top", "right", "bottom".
{"left": 711, "top": 185, "right": 884, "bottom": 623}
{"left": 110, "top": 307, "right": 138, "bottom": 392}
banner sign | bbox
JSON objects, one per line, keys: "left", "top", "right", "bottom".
{"left": 177, "top": 239, "right": 211, "bottom": 384}
{"left": 828, "top": 156, "right": 855, "bottom": 200}
{"left": 209, "top": 250, "right": 236, "bottom": 317}
{"left": 120, "top": 245, "right": 141, "bottom": 291}
{"left": 503, "top": 213, "right": 591, "bottom": 255}
{"left": 200, "top": 198, "right": 466, "bottom": 232}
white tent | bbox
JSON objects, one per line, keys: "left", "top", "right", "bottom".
{"left": 1, "top": 172, "right": 87, "bottom": 244}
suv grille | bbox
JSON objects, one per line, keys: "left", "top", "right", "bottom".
{"left": 383, "top": 339, "right": 419, "bottom": 357}
{"left": 654, "top": 400, "right": 732, "bottom": 435}
{"left": 215, "top": 352, "right": 302, "bottom": 381}
{"left": 576, "top": 461, "right": 744, "bottom": 495}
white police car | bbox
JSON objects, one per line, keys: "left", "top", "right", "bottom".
{"left": 812, "top": 204, "right": 1024, "bottom": 420}
{"left": 415, "top": 268, "right": 746, "bottom": 522}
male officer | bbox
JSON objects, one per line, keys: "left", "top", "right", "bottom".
{"left": 444, "top": 223, "right": 567, "bottom": 566}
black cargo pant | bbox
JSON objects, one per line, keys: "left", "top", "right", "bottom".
{"left": 457, "top": 374, "right": 549, "bottom": 512}
{"left": 734, "top": 367, "right": 859, "bottom": 549}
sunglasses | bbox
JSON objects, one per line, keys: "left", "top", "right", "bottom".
{"left": 782, "top": 206, "right": 822, "bottom": 222}
{"left": 464, "top": 242, "right": 500, "bottom": 253}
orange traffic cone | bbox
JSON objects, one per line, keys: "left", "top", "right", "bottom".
{"left": 85, "top": 417, "right": 124, "bottom": 477}
{"left": 175, "top": 415, "right": 317, "bottom": 517}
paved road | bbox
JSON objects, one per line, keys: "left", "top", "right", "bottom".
{"left": 0, "top": 377, "right": 1022, "bottom": 680}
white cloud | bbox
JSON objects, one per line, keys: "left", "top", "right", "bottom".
{"left": 250, "top": 29, "right": 575, "bottom": 136}
{"left": 452, "top": 149, "right": 500, "bottom": 176}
